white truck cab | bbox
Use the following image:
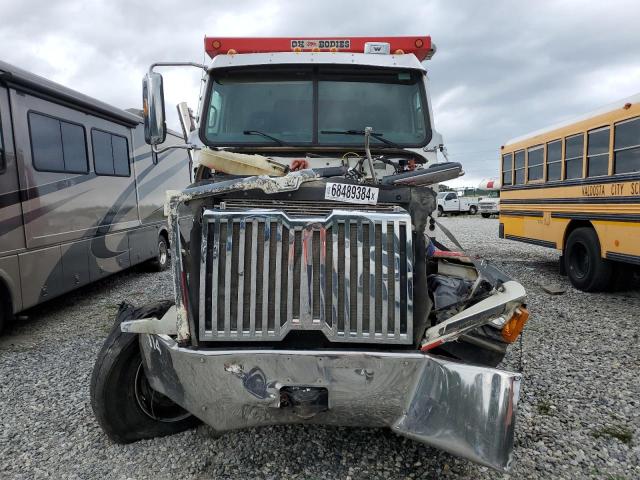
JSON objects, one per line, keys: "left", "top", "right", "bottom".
{"left": 437, "top": 191, "right": 478, "bottom": 215}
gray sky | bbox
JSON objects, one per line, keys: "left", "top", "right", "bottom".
{"left": 1, "top": 0, "right": 639, "bottom": 186}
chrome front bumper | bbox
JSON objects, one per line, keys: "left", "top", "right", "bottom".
{"left": 140, "top": 334, "right": 521, "bottom": 471}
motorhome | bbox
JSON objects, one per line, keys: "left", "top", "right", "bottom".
{"left": 0, "top": 61, "right": 191, "bottom": 332}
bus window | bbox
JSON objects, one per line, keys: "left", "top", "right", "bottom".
{"left": 527, "top": 145, "right": 543, "bottom": 181}
{"left": 587, "top": 127, "right": 610, "bottom": 177}
{"left": 564, "top": 133, "right": 584, "bottom": 179}
{"left": 546, "top": 139, "right": 562, "bottom": 181}
{"left": 514, "top": 150, "right": 525, "bottom": 184}
{"left": 501, "top": 153, "right": 513, "bottom": 185}
{"left": 614, "top": 117, "right": 640, "bottom": 174}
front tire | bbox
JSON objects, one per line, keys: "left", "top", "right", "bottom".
{"left": 437, "top": 205, "right": 445, "bottom": 217}
{"left": 564, "top": 227, "right": 612, "bottom": 292}
{"left": 469, "top": 205, "right": 477, "bottom": 215}
{"left": 481, "top": 213, "right": 491, "bottom": 218}
{"left": 90, "top": 301, "right": 199, "bottom": 443}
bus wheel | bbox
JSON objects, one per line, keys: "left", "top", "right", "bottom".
{"left": 481, "top": 213, "right": 491, "bottom": 219}
{"left": 564, "top": 227, "right": 612, "bottom": 292}
{"left": 151, "top": 233, "right": 170, "bottom": 272}
{"left": 90, "top": 301, "right": 199, "bottom": 443}
{"left": 469, "top": 205, "right": 477, "bottom": 215}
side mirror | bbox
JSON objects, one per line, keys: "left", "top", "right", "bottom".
{"left": 142, "top": 72, "right": 167, "bottom": 145}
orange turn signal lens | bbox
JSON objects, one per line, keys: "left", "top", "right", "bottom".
{"left": 394, "top": 49, "right": 405, "bottom": 55}
{"left": 502, "top": 307, "right": 529, "bottom": 343}
{"left": 227, "top": 48, "right": 237, "bottom": 55}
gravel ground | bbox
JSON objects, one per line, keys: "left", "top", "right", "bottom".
{"left": 0, "top": 216, "right": 638, "bottom": 479}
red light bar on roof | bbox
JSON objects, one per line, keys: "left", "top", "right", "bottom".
{"left": 204, "top": 36, "right": 434, "bottom": 61}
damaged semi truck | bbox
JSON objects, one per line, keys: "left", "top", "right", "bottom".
{"left": 90, "top": 36, "right": 529, "bottom": 471}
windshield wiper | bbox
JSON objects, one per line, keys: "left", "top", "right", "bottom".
{"left": 243, "top": 130, "right": 291, "bottom": 146}
{"left": 320, "top": 129, "right": 401, "bottom": 149}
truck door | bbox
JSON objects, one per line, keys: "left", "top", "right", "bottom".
{"left": 0, "top": 85, "right": 25, "bottom": 312}
{"left": 445, "top": 192, "right": 459, "bottom": 211}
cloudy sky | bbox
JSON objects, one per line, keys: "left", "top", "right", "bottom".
{"left": 1, "top": 0, "right": 639, "bottom": 186}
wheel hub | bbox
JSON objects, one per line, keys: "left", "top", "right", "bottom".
{"left": 134, "top": 362, "right": 191, "bottom": 423}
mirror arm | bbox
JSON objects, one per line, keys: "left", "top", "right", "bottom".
{"left": 151, "top": 144, "right": 201, "bottom": 155}
{"left": 149, "top": 62, "right": 208, "bottom": 74}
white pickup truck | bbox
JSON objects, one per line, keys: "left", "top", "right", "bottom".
{"left": 437, "top": 191, "right": 478, "bottom": 215}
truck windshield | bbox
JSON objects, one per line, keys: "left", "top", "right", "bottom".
{"left": 202, "top": 66, "right": 430, "bottom": 148}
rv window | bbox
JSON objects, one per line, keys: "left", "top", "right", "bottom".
{"left": 92, "top": 129, "right": 130, "bottom": 177}
{"left": 29, "top": 112, "right": 89, "bottom": 174}
{"left": 0, "top": 112, "right": 4, "bottom": 172}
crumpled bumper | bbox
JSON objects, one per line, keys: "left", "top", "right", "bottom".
{"left": 140, "top": 334, "right": 521, "bottom": 471}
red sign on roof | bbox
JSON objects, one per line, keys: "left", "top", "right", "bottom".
{"left": 204, "top": 36, "right": 434, "bottom": 61}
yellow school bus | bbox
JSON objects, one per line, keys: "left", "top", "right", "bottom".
{"left": 499, "top": 94, "right": 640, "bottom": 291}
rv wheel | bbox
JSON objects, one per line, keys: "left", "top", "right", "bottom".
{"left": 151, "top": 233, "right": 170, "bottom": 272}
{"left": 90, "top": 301, "right": 199, "bottom": 443}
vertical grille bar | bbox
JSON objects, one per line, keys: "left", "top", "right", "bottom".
{"left": 261, "top": 221, "right": 271, "bottom": 336}
{"left": 381, "top": 220, "right": 388, "bottom": 338}
{"left": 286, "top": 227, "right": 295, "bottom": 328}
{"left": 331, "top": 223, "right": 339, "bottom": 335}
{"left": 210, "top": 219, "right": 220, "bottom": 336}
{"left": 393, "top": 220, "right": 401, "bottom": 339}
{"left": 223, "top": 219, "right": 233, "bottom": 336}
{"left": 300, "top": 228, "right": 312, "bottom": 323}
{"left": 273, "top": 223, "right": 282, "bottom": 334}
{"left": 319, "top": 228, "right": 327, "bottom": 324}
{"left": 343, "top": 221, "right": 351, "bottom": 337}
{"left": 198, "top": 218, "right": 209, "bottom": 338}
{"left": 369, "top": 221, "right": 376, "bottom": 339}
{"left": 249, "top": 219, "right": 258, "bottom": 336}
{"left": 356, "top": 220, "right": 364, "bottom": 336}
{"left": 236, "top": 219, "right": 246, "bottom": 336}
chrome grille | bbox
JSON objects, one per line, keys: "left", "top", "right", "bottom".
{"left": 198, "top": 209, "right": 413, "bottom": 344}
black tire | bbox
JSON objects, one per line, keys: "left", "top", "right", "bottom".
{"left": 90, "top": 301, "right": 200, "bottom": 443}
{"left": 437, "top": 205, "right": 445, "bottom": 217}
{"left": 481, "top": 213, "right": 491, "bottom": 218}
{"left": 150, "top": 233, "right": 170, "bottom": 272}
{"left": 469, "top": 205, "right": 477, "bottom": 215}
{"left": 564, "top": 227, "right": 612, "bottom": 292}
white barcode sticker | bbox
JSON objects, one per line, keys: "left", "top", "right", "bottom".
{"left": 324, "top": 183, "right": 379, "bottom": 205}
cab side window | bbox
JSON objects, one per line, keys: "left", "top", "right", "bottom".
{"left": 29, "top": 112, "right": 89, "bottom": 174}
{"left": 92, "top": 129, "right": 131, "bottom": 177}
